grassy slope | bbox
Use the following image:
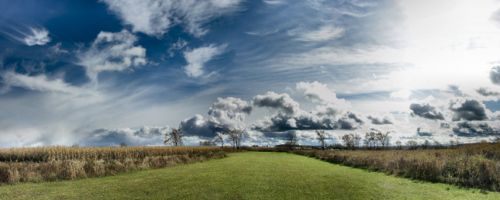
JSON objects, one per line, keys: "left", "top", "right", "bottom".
{"left": 0, "top": 152, "right": 498, "bottom": 200}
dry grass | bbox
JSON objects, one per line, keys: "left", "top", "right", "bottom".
{"left": 0, "top": 146, "right": 228, "bottom": 184}
{"left": 290, "top": 143, "right": 500, "bottom": 191}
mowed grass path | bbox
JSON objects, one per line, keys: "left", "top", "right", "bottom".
{"left": 0, "top": 152, "right": 499, "bottom": 200}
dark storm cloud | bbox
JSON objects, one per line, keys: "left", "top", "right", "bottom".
{"left": 252, "top": 112, "right": 363, "bottom": 132}
{"left": 367, "top": 116, "right": 393, "bottom": 125}
{"left": 409, "top": 103, "right": 445, "bottom": 120}
{"left": 491, "top": 66, "right": 500, "bottom": 85}
{"left": 476, "top": 87, "right": 500, "bottom": 97}
{"left": 440, "top": 122, "right": 450, "bottom": 129}
{"left": 179, "top": 114, "right": 219, "bottom": 138}
{"left": 416, "top": 127, "right": 432, "bottom": 136}
{"left": 180, "top": 97, "right": 252, "bottom": 137}
{"left": 447, "top": 85, "right": 465, "bottom": 97}
{"left": 452, "top": 122, "right": 499, "bottom": 136}
{"left": 252, "top": 91, "right": 300, "bottom": 115}
{"left": 81, "top": 127, "right": 167, "bottom": 146}
{"left": 449, "top": 99, "right": 488, "bottom": 121}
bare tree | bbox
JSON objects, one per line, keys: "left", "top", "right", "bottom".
{"left": 285, "top": 131, "right": 298, "bottom": 146}
{"left": 316, "top": 130, "right": 327, "bottom": 150}
{"left": 395, "top": 141, "right": 402, "bottom": 149}
{"left": 353, "top": 134, "right": 362, "bottom": 148}
{"left": 164, "top": 128, "right": 183, "bottom": 146}
{"left": 364, "top": 129, "right": 378, "bottom": 148}
{"left": 228, "top": 129, "right": 244, "bottom": 149}
{"left": 341, "top": 134, "right": 356, "bottom": 149}
{"left": 379, "top": 132, "right": 391, "bottom": 147}
{"left": 213, "top": 132, "right": 225, "bottom": 148}
{"left": 406, "top": 140, "right": 418, "bottom": 149}
{"left": 199, "top": 140, "right": 216, "bottom": 146}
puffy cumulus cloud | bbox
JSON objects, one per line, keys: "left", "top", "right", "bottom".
{"left": 207, "top": 97, "right": 252, "bottom": 130}
{"left": 252, "top": 87, "right": 362, "bottom": 132}
{"left": 336, "top": 112, "right": 364, "bottom": 130}
{"left": 476, "top": 87, "right": 500, "bottom": 97}
{"left": 253, "top": 91, "right": 301, "bottom": 115}
{"left": 449, "top": 99, "right": 488, "bottom": 121}
{"left": 295, "top": 81, "right": 350, "bottom": 108}
{"left": 78, "top": 30, "right": 147, "bottom": 83}
{"left": 179, "top": 114, "right": 217, "bottom": 137}
{"left": 1, "top": 72, "right": 92, "bottom": 95}
{"left": 183, "top": 44, "right": 225, "bottom": 78}
{"left": 24, "top": 27, "right": 50, "bottom": 46}
{"left": 101, "top": 0, "right": 243, "bottom": 37}
{"left": 367, "top": 115, "right": 393, "bottom": 125}
{"left": 180, "top": 97, "right": 252, "bottom": 137}
{"left": 452, "top": 122, "right": 499, "bottom": 137}
{"left": 253, "top": 111, "right": 363, "bottom": 132}
{"left": 491, "top": 66, "right": 500, "bottom": 85}
{"left": 409, "top": 103, "right": 445, "bottom": 120}
{"left": 80, "top": 126, "right": 168, "bottom": 146}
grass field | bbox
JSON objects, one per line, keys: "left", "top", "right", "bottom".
{"left": 0, "top": 152, "right": 498, "bottom": 200}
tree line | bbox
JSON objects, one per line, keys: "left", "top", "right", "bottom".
{"left": 164, "top": 127, "right": 490, "bottom": 149}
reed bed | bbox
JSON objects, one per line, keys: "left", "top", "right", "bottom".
{"left": 291, "top": 143, "right": 500, "bottom": 191}
{"left": 0, "top": 146, "right": 228, "bottom": 184}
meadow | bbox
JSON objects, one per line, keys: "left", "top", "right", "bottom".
{"left": 0, "top": 146, "right": 226, "bottom": 184}
{"left": 289, "top": 143, "right": 500, "bottom": 191}
{"left": 0, "top": 152, "right": 498, "bottom": 200}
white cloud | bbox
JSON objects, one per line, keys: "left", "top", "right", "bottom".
{"left": 78, "top": 30, "right": 147, "bottom": 83}
{"left": 263, "top": 0, "right": 285, "bottom": 5}
{"left": 295, "top": 25, "right": 344, "bottom": 42}
{"left": 296, "top": 81, "right": 350, "bottom": 109}
{"left": 101, "top": 0, "right": 243, "bottom": 37}
{"left": 1, "top": 72, "right": 90, "bottom": 95}
{"left": 183, "top": 44, "right": 225, "bottom": 78}
{"left": 24, "top": 27, "right": 51, "bottom": 46}
{"left": 253, "top": 91, "right": 301, "bottom": 115}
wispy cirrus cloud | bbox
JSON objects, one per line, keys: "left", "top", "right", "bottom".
{"left": 1, "top": 72, "right": 91, "bottom": 95}
{"left": 183, "top": 44, "right": 225, "bottom": 78}
{"left": 23, "top": 27, "right": 51, "bottom": 46}
{"left": 101, "top": 0, "right": 243, "bottom": 37}
{"left": 294, "top": 25, "right": 344, "bottom": 42}
{"left": 78, "top": 30, "right": 147, "bottom": 83}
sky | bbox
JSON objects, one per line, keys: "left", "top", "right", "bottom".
{"left": 0, "top": 0, "right": 500, "bottom": 147}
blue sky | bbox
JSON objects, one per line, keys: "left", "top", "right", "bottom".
{"left": 0, "top": 0, "right": 500, "bottom": 147}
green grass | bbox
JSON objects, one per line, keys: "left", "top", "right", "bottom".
{"left": 0, "top": 152, "right": 498, "bottom": 200}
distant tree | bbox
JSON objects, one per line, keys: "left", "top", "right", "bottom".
{"left": 341, "top": 133, "right": 357, "bottom": 149}
{"left": 422, "top": 140, "right": 430, "bottom": 149}
{"left": 379, "top": 132, "right": 391, "bottom": 147}
{"left": 119, "top": 142, "right": 128, "bottom": 147}
{"left": 199, "top": 140, "right": 216, "bottom": 146}
{"left": 406, "top": 140, "right": 418, "bottom": 149}
{"left": 164, "top": 128, "right": 183, "bottom": 146}
{"left": 213, "top": 132, "right": 225, "bottom": 148}
{"left": 395, "top": 141, "right": 402, "bottom": 149}
{"left": 364, "top": 129, "right": 380, "bottom": 148}
{"left": 353, "top": 134, "right": 362, "bottom": 148}
{"left": 316, "top": 130, "right": 327, "bottom": 150}
{"left": 286, "top": 132, "right": 298, "bottom": 145}
{"left": 284, "top": 131, "right": 298, "bottom": 150}
{"left": 228, "top": 129, "right": 244, "bottom": 149}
